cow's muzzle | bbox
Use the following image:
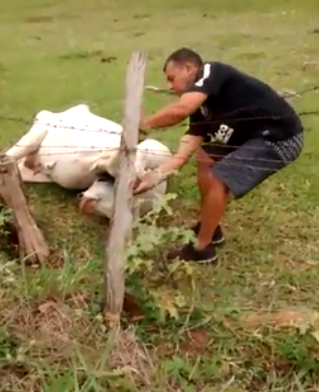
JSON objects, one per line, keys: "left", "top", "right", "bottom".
{"left": 78, "top": 194, "right": 98, "bottom": 215}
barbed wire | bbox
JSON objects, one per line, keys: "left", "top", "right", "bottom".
{"left": 7, "top": 154, "right": 308, "bottom": 173}
{"left": 0, "top": 110, "right": 315, "bottom": 154}
{"left": 146, "top": 84, "right": 319, "bottom": 100}
{"left": 1, "top": 82, "right": 318, "bottom": 136}
{"left": 2, "top": 140, "right": 313, "bottom": 171}
{"left": 0, "top": 84, "right": 317, "bottom": 171}
{"left": 0, "top": 105, "right": 317, "bottom": 138}
{"left": 1, "top": 107, "right": 318, "bottom": 134}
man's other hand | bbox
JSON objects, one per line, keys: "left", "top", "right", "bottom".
{"left": 133, "top": 170, "right": 162, "bottom": 195}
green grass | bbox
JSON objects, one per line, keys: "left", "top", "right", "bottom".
{"left": 1, "top": 0, "right": 319, "bottom": 390}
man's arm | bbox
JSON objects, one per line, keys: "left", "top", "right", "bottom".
{"left": 133, "top": 134, "right": 203, "bottom": 194}
{"left": 139, "top": 62, "right": 226, "bottom": 132}
{"left": 139, "top": 92, "right": 208, "bottom": 132}
{"left": 148, "top": 110, "right": 208, "bottom": 183}
{"left": 157, "top": 134, "right": 204, "bottom": 175}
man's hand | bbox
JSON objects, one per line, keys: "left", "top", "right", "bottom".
{"left": 137, "top": 91, "right": 208, "bottom": 133}
{"left": 133, "top": 134, "right": 203, "bottom": 194}
{"left": 138, "top": 120, "right": 151, "bottom": 135}
{"left": 133, "top": 169, "right": 164, "bottom": 195}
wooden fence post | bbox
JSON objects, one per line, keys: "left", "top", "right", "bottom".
{"left": 0, "top": 155, "right": 51, "bottom": 264}
{"left": 103, "top": 51, "right": 147, "bottom": 327}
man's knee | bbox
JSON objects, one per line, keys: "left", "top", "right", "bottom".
{"left": 196, "top": 149, "right": 212, "bottom": 187}
{"left": 198, "top": 163, "right": 228, "bottom": 194}
{"left": 195, "top": 148, "right": 229, "bottom": 195}
{"left": 196, "top": 148, "right": 215, "bottom": 172}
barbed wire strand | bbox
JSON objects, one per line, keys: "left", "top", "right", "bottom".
{"left": 6, "top": 156, "right": 308, "bottom": 173}
{"left": 1, "top": 104, "right": 317, "bottom": 132}
{"left": 0, "top": 84, "right": 317, "bottom": 169}
{"left": 1, "top": 82, "right": 318, "bottom": 135}
{"left": 1, "top": 138, "right": 313, "bottom": 171}
{"left": 1, "top": 107, "right": 318, "bottom": 133}
{"left": 0, "top": 110, "right": 315, "bottom": 153}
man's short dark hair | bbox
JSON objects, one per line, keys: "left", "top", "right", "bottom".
{"left": 163, "top": 47, "right": 203, "bottom": 72}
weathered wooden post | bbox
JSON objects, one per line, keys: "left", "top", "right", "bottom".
{"left": 0, "top": 155, "right": 51, "bottom": 264}
{"left": 103, "top": 51, "right": 147, "bottom": 328}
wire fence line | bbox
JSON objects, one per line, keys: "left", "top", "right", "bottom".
{"left": 1, "top": 82, "right": 318, "bottom": 134}
{"left": 0, "top": 110, "right": 316, "bottom": 149}
{"left": 0, "top": 83, "right": 317, "bottom": 171}
{"left": 0, "top": 143, "right": 314, "bottom": 173}
{"left": 1, "top": 108, "right": 318, "bottom": 131}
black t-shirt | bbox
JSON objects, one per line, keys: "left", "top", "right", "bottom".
{"left": 185, "top": 62, "right": 303, "bottom": 146}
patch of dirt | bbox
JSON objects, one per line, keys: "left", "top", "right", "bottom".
{"left": 0, "top": 205, "right": 19, "bottom": 259}
{"left": 123, "top": 292, "right": 144, "bottom": 321}
{"left": 0, "top": 198, "right": 60, "bottom": 267}
{"left": 44, "top": 249, "right": 65, "bottom": 268}
{"left": 0, "top": 362, "right": 30, "bottom": 378}
{"left": 180, "top": 327, "right": 212, "bottom": 355}
{"left": 0, "top": 214, "right": 60, "bottom": 268}
{"left": 158, "top": 201, "right": 198, "bottom": 228}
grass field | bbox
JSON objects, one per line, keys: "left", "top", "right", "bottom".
{"left": 1, "top": 0, "right": 319, "bottom": 390}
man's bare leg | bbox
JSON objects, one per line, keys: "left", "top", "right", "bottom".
{"left": 196, "top": 148, "right": 215, "bottom": 203}
{"left": 168, "top": 148, "right": 228, "bottom": 262}
{"left": 192, "top": 148, "right": 225, "bottom": 245}
{"left": 196, "top": 163, "right": 229, "bottom": 249}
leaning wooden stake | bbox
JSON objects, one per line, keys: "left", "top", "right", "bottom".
{"left": 104, "top": 51, "right": 147, "bottom": 328}
{"left": 0, "top": 155, "right": 50, "bottom": 264}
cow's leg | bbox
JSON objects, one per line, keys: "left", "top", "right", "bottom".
{"left": 6, "top": 126, "right": 48, "bottom": 161}
{"left": 18, "top": 161, "right": 52, "bottom": 183}
{"left": 23, "top": 152, "right": 43, "bottom": 174}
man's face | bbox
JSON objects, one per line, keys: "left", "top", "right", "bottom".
{"left": 164, "top": 61, "right": 198, "bottom": 95}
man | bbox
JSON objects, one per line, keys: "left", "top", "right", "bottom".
{"left": 133, "top": 47, "right": 304, "bottom": 263}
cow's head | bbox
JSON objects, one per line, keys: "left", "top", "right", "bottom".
{"left": 79, "top": 138, "right": 172, "bottom": 219}
{"left": 78, "top": 173, "right": 115, "bottom": 218}
{"left": 78, "top": 172, "right": 168, "bottom": 220}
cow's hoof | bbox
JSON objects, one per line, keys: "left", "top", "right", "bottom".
{"left": 79, "top": 197, "right": 97, "bottom": 215}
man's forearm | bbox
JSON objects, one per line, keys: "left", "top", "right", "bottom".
{"left": 156, "top": 134, "right": 203, "bottom": 179}
{"left": 141, "top": 104, "right": 189, "bottom": 131}
{"left": 148, "top": 156, "right": 185, "bottom": 186}
{"left": 158, "top": 155, "right": 185, "bottom": 176}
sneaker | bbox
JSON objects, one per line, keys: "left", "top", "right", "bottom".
{"left": 167, "top": 242, "right": 218, "bottom": 264}
{"left": 191, "top": 222, "right": 225, "bottom": 245}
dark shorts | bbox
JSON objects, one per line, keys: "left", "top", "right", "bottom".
{"left": 202, "top": 132, "right": 304, "bottom": 199}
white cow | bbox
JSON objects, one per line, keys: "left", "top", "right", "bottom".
{"left": 5, "top": 104, "right": 172, "bottom": 219}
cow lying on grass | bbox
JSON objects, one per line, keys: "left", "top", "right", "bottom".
{"left": 6, "top": 104, "right": 172, "bottom": 219}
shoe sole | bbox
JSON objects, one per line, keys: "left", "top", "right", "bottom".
{"left": 191, "top": 225, "right": 225, "bottom": 246}
{"left": 197, "top": 254, "right": 218, "bottom": 264}
{"left": 168, "top": 252, "right": 219, "bottom": 264}
{"left": 212, "top": 236, "right": 225, "bottom": 246}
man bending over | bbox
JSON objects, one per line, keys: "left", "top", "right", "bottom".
{"left": 134, "top": 47, "right": 304, "bottom": 263}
